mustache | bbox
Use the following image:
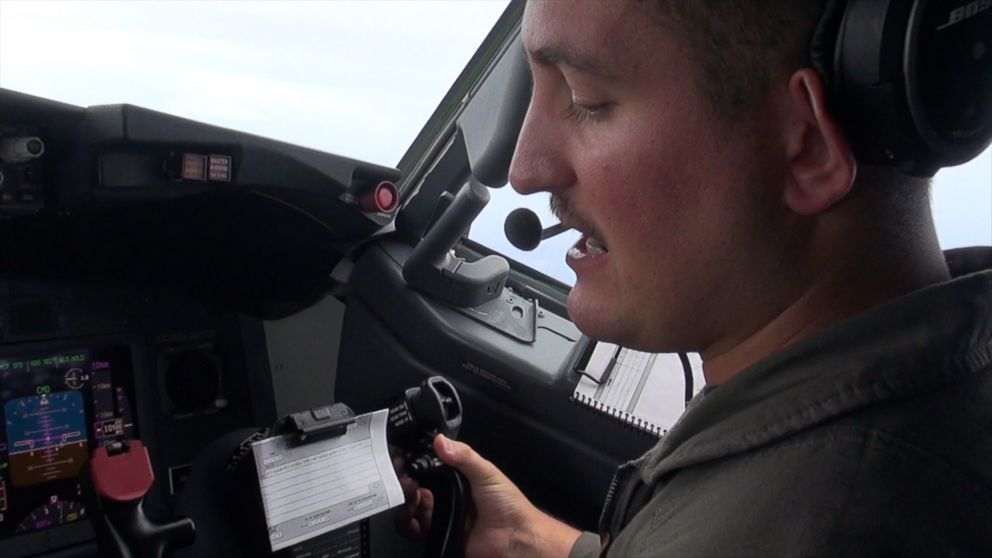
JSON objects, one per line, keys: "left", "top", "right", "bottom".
{"left": 549, "top": 195, "right": 599, "bottom": 239}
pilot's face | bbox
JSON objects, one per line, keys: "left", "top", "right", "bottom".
{"left": 510, "top": 0, "right": 789, "bottom": 352}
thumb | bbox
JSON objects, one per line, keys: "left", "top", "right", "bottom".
{"left": 433, "top": 434, "right": 502, "bottom": 487}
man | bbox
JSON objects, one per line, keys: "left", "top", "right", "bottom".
{"left": 398, "top": 1, "right": 992, "bottom": 556}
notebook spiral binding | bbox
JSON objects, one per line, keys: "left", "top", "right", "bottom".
{"left": 570, "top": 392, "right": 666, "bottom": 437}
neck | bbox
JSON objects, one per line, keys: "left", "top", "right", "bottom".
{"left": 701, "top": 215, "right": 949, "bottom": 386}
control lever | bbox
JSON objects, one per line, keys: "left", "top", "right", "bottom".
{"left": 388, "top": 377, "right": 468, "bottom": 558}
{"left": 89, "top": 440, "right": 196, "bottom": 558}
{"left": 402, "top": 178, "right": 509, "bottom": 308}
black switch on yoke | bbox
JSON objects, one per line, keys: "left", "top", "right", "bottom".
{"left": 388, "top": 377, "right": 469, "bottom": 558}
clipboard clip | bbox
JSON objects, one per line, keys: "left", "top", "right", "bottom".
{"left": 273, "top": 402, "right": 356, "bottom": 445}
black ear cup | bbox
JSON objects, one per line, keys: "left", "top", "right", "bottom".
{"left": 905, "top": 0, "right": 992, "bottom": 168}
{"left": 812, "top": 0, "right": 992, "bottom": 176}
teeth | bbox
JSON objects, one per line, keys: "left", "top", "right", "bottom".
{"left": 585, "top": 236, "right": 608, "bottom": 255}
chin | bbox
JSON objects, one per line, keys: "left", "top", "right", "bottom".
{"left": 567, "top": 286, "right": 682, "bottom": 352}
{"left": 566, "top": 287, "right": 628, "bottom": 344}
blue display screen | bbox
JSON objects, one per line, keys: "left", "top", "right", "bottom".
{"left": 0, "top": 347, "right": 137, "bottom": 538}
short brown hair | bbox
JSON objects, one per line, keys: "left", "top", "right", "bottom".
{"left": 643, "top": 0, "right": 931, "bottom": 209}
{"left": 641, "top": 0, "right": 827, "bottom": 120}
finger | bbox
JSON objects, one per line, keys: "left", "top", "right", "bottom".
{"left": 395, "top": 495, "right": 427, "bottom": 541}
{"left": 394, "top": 513, "right": 424, "bottom": 541}
{"left": 417, "top": 487, "right": 434, "bottom": 533}
{"left": 399, "top": 474, "right": 420, "bottom": 502}
{"left": 395, "top": 501, "right": 415, "bottom": 526}
{"left": 433, "top": 434, "right": 505, "bottom": 488}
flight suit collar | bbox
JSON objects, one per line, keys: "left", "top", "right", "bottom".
{"left": 633, "top": 247, "right": 992, "bottom": 485}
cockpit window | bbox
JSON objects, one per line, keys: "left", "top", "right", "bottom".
{"left": 2, "top": 0, "right": 986, "bottom": 288}
{"left": 930, "top": 150, "right": 992, "bottom": 249}
{"left": 471, "top": 188, "right": 581, "bottom": 285}
{"left": 0, "top": 0, "right": 509, "bottom": 167}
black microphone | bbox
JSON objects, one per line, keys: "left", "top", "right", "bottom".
{"left": 504, "top": 208, "right": 573, "bottom": 251}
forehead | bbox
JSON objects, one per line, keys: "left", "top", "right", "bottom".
{"left": 521, "top": 0, "right": 665, "bottom": 76}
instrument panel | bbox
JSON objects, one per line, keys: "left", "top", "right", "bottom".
{"left": 0, "top": 86, "right": 394, "bottom": 556}
{"left": 0, "top": 276, "right": 264, "bottom": 558}
{"left": 0, "top": 345, "right": 137, "bottom": 540}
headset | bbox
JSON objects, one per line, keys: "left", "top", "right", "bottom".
{"left": 811, "top": 0, "right": 992, "bottom": 176}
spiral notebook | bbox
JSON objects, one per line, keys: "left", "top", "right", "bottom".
{"left": 571, "top": 342, "right": 703, "bottom": 437}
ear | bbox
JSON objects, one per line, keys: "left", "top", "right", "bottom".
{"left": 782, "top": 68, "right": 857, "bottom": 216}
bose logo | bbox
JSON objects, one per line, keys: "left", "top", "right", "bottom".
{"left": 937, "top": 0, "right": 991, "bottom": 30}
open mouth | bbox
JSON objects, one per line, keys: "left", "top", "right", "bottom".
{"left": 567, "top": 234, "right": 610, "bottom": 260}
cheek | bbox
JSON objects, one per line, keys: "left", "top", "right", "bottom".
{"left": 572, "top": 108, "right": 712, "bottom": 242}
{"left": 584, "top": 161, "right": 648, "bottom": 230}
{"left": 589, "top": 149, "right": 693, "bottom": 233}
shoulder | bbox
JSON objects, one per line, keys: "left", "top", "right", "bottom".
{"left": 842, "top": 359, "right": 992, "bottom": 496}
{"left": 760, "top": 369, "right": 992, "bottom": 554}
{"left": 629, "top": 372, "right": 992, "bottom": 556}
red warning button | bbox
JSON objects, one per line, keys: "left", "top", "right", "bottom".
{"left": 360, "top": 181, "right": 398, "bottom": 213}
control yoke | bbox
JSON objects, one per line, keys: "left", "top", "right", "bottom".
{"left": 388, "top": 376, "right": 469, "bottom": 558}
{"left": 88, "top": 375, "right": 467, "bottom": 558}
{"left": 89, "top": 440, "right": 196, "bottom": 558}
{"left": 402, "top": 31, "right": 529, "bottom": 308}
{"left": 402, "top": 177, "right": 509, "bottom": 307}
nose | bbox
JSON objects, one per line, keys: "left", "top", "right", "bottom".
{"left": 508, "top": 97, "right": 576, "bottom": 196}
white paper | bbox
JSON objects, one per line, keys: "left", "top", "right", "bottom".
{"left": 574, "top": 343, "right": 705, "bottom": 435}
{"left": 251, "top": 408, "right": 404, "bottom": 551}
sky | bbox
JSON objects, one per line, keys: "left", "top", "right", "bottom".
{"left": 1, "top": 0, "right": 988, "bottom": 286}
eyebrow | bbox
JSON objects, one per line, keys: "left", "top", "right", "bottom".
{"left": 528, "top": 44, "right": 616, "bottom": 78}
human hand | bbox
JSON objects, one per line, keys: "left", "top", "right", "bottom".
{"left": 393, "top": 449, "right": 434, "bottom": 543}
{"left": 394, "top": 434, "right": 581, "bottom": 558}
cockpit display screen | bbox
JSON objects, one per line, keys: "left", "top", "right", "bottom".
{"left": 0, "top": 346, "right": 137, "bottom": 539}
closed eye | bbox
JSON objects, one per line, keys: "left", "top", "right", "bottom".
{"left": 565, "top": 100, "right": 611, "bottom": 123}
